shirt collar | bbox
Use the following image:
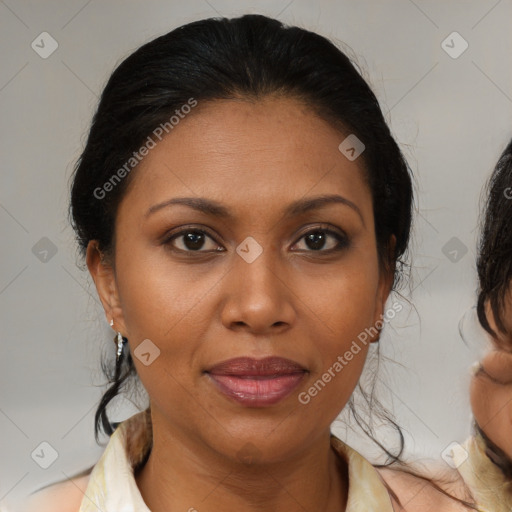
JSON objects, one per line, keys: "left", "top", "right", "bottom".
{"left": 457, "top": 432, "right": 512, "bottom": 512}
{"left": 79, "top": 411, "right": 394, "bottom": 512}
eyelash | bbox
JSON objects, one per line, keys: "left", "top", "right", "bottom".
{"left": 161, "top": 224, "right": 350, "bottom": 256}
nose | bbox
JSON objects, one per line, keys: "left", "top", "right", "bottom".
{"left": 220, "top": 243, "right": 296, "bottom": 335}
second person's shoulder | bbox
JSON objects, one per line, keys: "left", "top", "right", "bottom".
{"left": 18, "top": 472, "right": 91, "bottom": 512}
{"left": 376, "top": 464, "right": 474, "bottom": 511}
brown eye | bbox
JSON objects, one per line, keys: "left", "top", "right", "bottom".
{"left": 292, "top": 228, "right": 349, "bottom": 253}
{"left": 164, "top": 229, "right": 223, "bottom": 253}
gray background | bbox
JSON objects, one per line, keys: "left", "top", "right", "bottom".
{"left": 1, "top": 0, "right": 512, "bottom": 508}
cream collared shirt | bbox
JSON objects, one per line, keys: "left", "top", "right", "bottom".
{"left": 78, "top": 412, "right": 394, "bottom": 512}
{"left": 20, "top": 410, "right": 512, "bottom": 512}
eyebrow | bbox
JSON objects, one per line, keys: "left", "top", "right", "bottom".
{"left": 145, "top": 194, "right": 364, "bottom": 225}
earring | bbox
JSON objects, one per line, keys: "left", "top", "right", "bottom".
{"left": 116, "top": 331, "right": 126, "bottom": 362}
{"left": 470, "top": 361, "right": 484, "bottom": 377}
{"left": 110, "top": 318, "right": 127, "bottom": 363}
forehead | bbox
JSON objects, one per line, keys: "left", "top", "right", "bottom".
{"left": 119, "top": 96, "right": 373, "bottom": 225}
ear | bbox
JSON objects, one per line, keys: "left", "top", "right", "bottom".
{"left": 86, "top": 240, "right": 127, "bottom": 336}
{"left": 370, "top": 235, "right": 396, "bottom": 343}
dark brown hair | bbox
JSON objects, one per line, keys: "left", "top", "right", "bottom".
{"left": 477, "top": 138, "right": 512, "bottom": 343}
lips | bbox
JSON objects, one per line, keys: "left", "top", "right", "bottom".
{"left": 205, "top": 357, "right": 307, "bottom": 407}
{"left": 206, "top": 356, "right": 307, "bottom": 376}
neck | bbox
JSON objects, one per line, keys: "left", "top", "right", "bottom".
{"left": 134, "top": 415, "right": 348, "bottom": 512}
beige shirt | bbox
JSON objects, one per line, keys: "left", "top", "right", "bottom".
{"left": 21, "top": 410, "right": 512, "bottom": 512}
{"left": 77, "top": 411, "right": 395, "bottom": 512}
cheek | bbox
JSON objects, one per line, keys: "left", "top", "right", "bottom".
{"left": 470, "top": 376, "right": 486, "bottom": 426}
{"left": 115, "top": 258, "right": 218, "bottom": 419}
{"left": 114, "top": 250, "right": 223, "bottom": 403}
{"left": 302, "top": 254, "right": 381, "bottom": 339}
{"left": 295, "top": 260, "right": 379, "bottom": 415}
{"left": 470, "top": 375, "right": 503, "bottom": 438}
{"left": 470, "top": 376, "right": 512, "bottom": 460}
{"left": 116, "top": 246, "right": 220, "bottom": 340}
{"left": 297, "top": 334, "right": 369, "bottom": 422}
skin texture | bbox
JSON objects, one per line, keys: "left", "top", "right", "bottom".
{"left": 86, "top": 96, "right": 394, "bottom": 512}
{"left": 470, "top": 297, "right": 512, "bottom": 461}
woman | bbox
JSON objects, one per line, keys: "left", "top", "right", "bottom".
{"left": 19, "top": 14, "right": 510, "bottom": 512}
{"left": 467, "top": 138, "right": 512, "bottom": 500}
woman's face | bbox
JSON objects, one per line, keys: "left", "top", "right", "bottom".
{"left": 88, "top": 96, "right": 392, "bottom": 462}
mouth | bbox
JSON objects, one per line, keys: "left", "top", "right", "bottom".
{"left": 205, "top": 356, "right": 308, "bottom": 407}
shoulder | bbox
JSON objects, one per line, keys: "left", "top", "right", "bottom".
{"left": 376, "top": 465, "right": 473, "bottom": 511}
{"left": 19, "top": 473, "right": 91, "bottom": 512}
